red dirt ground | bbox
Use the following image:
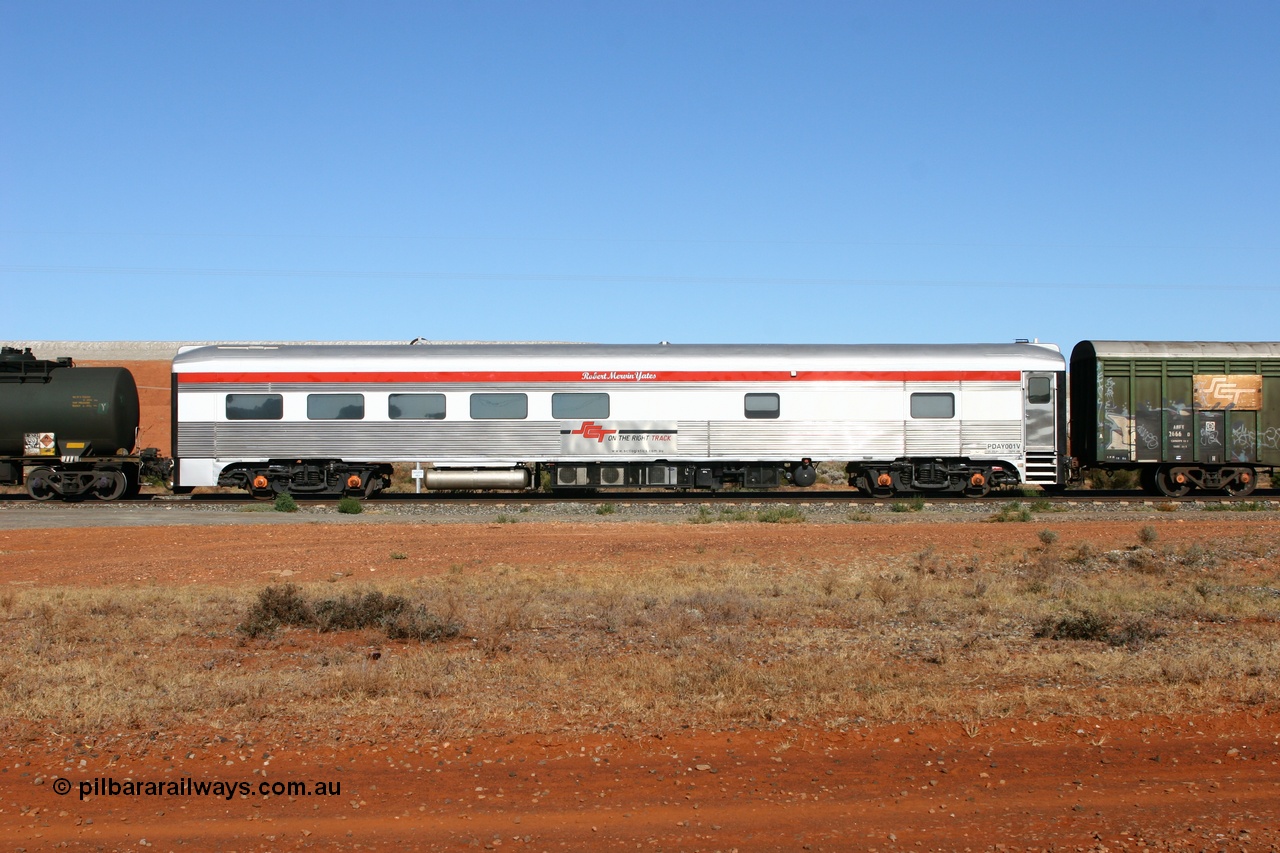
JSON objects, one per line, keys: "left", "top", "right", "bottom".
{"left": 2, "top": 519, "right": 1278, "bottom": 851}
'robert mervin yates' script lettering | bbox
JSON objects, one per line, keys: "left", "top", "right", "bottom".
{"left": 582, "top": 371, "right": 657, "bottom": 382}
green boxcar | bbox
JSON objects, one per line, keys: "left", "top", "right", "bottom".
{"left": 1070, "top": 341, "right": 1280, "bottom": 497}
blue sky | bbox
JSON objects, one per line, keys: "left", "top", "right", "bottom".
{"left": 2, "top": 1, "right": 1277, "bottom": 347}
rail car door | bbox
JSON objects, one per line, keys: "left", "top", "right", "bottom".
{"left": 1023, "top": 372, "right": 1061, "bottom": 485}
{"left": 1024, "top": 373, "right": 1057, "bottom": 451}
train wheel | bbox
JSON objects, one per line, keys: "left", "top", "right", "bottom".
{"left": 95, "top": 470, "right": 128, "bottom": 501}
{"left": 964, "top": 471, "right": 991, "bottom": 497}
{"left": 1223, "top": 468, "right": 1257, "bottom": 498}
{"left": 117, "top": 465, "right": 142, "bottom": 499}
{"left": 1155, "top": 467, "right": 1191, "bottom": 498}
{"left": 249, "top": 473, "right": 275, "bottom": 500}
{"left": 865, "top": 470, "right": 895, "bottom": 498}
{"left": 26, "top": 467, "right": 57, "bottom": 501}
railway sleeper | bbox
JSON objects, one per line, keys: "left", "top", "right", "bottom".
{"left": 219, "top": 460, "right": 394, "bottom": 499}
{"left": 848, "top": 458, "right": 1020, "bottom": 497}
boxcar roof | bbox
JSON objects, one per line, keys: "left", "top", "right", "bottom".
{"left": 1074, "top": 341, "right": 1280, "bottom": 361}
{"left": 173, "top": 342, "right": 1066, "bottom": 374}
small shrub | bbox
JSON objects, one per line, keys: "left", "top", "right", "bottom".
{"left": 689, "top": 506, "right": 713, "bottom": 524}
{"left": 757, "top": 505, "right": 804, "bottom": 524}
{"left": 1034, "top": 610, "right": 1161, "bottom": 649}
{"left": 1204, "top": 501, "right": 1267, "bottom": 513}
{"left": 337, "top": 496, "right": 363, "bottom": 514}
{"left": 313, "top": 590, "right": 410, "bottom": 632}
{"left": 912, "top": 545, "right": 940, "bottom": 574}
{"left": 1138, "top": 525, "right": 1158, "bottom": 546}
{"left": 1107, "top": 619, "right": 1161, "bottom": 650}
{"left": 240, "top": 584, "right": 313, "bottom": 637}
{"left": 1088, "top": 469, "right": 1141, "bottom": 490}
{"left": 989, "top": 501, "right": 1032, "bottom": 523}
{"left": 596, "top": 503, "right": 617, "bottom": 515}
{"left": 390, "top": 552, "right": 407, "bottom": 560}
{"left": 383, "top": 607, "right": 460, "bottom": 642}
{"left": 1180, "top": 542, "right": 1218, "bottom": 569}
{"left": 273, "top": 493, "right": 298, "bottom": 513}
{"left": 241, "top": 585, "right": 459, "bottom": 642}
{"left": 1067, "top": 541, "right": 1096, "bottom": 566}
{"left": 1038, "top": 529, "right": 1059, "bottom": 547}
{"left": 1034, "top": 610, "right": 1112, "bottom": 643}
{"left": 1125, "top": 547, "right": 1160, "bottom": 573}
{"left": 495, "top": 514, "right": 518, "bottom": 524}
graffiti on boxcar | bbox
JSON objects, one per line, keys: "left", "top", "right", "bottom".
{"left": 1200, "top": 419, "right": 1223, "bottom": 448}
{"left": 1231, "top": 421, "right": 1256, "bottom": 461}
{"left": 1100, "top": 377, "right": 1133, "bottom": 457}
{"left": 1136, "top": 422, "right": 1160, "bottom": 451}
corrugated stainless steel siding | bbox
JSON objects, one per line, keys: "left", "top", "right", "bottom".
{"left": 960, "top": 421, "right": 1024, "bottom": 455}
{"left": 905, "top": 421, "right": 961, "bottom": 455}
{"left": 677, "top": 421, "right": 710, "bottom": 456}
{"left": 176, "top": 423, "right": 216, "bottom": 457}
{"left": 179, "top": 422, "right": 561, "bottom": 459}
{"left": 706, "top": 422, "right": 904, "bottom": 458}
{"left": 178, "top": 418, "right": 1027, "bottom": 462}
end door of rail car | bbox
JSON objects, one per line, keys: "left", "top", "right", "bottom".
{"left": 1023, "top": 370, "right": 1066, "bottom": 487}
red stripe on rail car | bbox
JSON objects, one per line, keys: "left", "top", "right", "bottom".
{"left": 177, "top": 370, "right": 1023, "bottom": 384}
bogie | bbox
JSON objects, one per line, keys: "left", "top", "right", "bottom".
{"left": 1145, "top": 465, "right": 1259, "bottom": 498}
{"left": 219, "top": 461, "right": 393, "bottom": 499}
{"left": 848, "top": 459, "right": 1017, "bottom": 497}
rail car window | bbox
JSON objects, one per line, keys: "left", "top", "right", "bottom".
{"left": 307, "top": 394, "right": 365, "bottom": 420}
{"left": 910, "top": 392, "right": 954, "bottom": 419}
{"left": 552, "top": 392, "right": 609, "bottom": 419}
{"left": 1027, "top": 376, "right": 1052, "bottom": 404}
{"left": 226, "top": 394, "right": 283, "bottom": 420}
{"left": 470, "top": 393, "right": 528, "bottom": 419}
{"left": 744, "top": 393, "right": 780, "bottom": 419}
{"left": 389, "top": 393, "right": 446, "bottom": 420}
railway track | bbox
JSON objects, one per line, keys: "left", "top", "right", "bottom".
{"left": 3, "top": 488, "right": 1278, "bottom": 508}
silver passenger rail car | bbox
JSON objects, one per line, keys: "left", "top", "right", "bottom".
{"left": 170, "top": 342, "right": 1068, "bottom": 498}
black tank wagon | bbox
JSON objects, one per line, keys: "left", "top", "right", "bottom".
{"left": 1070, "top": 341, "right": 1280, "bottom": 497}
{"left": 0, "top": 347, "right": 168, "bottom": 500}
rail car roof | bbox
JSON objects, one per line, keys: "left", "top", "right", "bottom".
{"left": 173, "top": 342, "right": 1066, "bottom": 374}
{"left": 1072, "top": 341, "right": 1280, "bottom": 361}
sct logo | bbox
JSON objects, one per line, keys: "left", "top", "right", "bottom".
{"left": 571, "top": 421, "right": 617, "bottom": 443}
